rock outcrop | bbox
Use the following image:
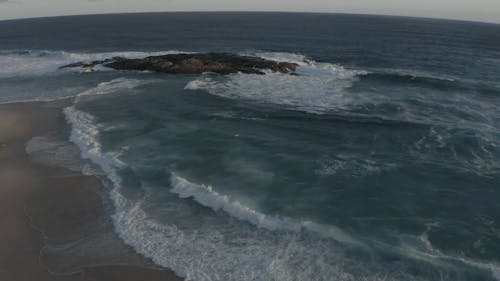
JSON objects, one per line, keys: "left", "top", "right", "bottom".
{"left": 61, "top": 53, "right": 298, "bottom": 75}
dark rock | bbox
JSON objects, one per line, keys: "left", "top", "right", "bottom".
{"left": 60, "top": 53, "right": 298, "bottom": 75}
{"left": 59, "top": 58, "right": 115, "bottom": 69}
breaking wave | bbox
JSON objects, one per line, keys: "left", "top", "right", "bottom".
{"left": 170, "top": 174, "right": 359, "bottom": 245}
{"left": 185, "top": 59, "right": 366, "bottom": 114}
{"left": 76, "top": 77, "right": 152, "bottom": 99}
{"left": 0, "top": 49, "right": 187, "bottom": 78}
{"left": 63, "top": 106, "right": 126, "bottom": 182}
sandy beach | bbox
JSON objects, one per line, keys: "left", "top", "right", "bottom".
{"left": 0, "top": 101, "right": 182, "bottom": 281}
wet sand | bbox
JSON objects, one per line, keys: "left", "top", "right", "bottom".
{"left": 0, "top": 101, "right": 183, "bottom": 281}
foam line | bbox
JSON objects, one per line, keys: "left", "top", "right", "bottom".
{"left": 170, "top": 173, "right": 360, "bottom": 246}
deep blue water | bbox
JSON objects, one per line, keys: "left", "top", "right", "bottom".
{"left": 2, "top": 12, "right": 500, "bottom": 281}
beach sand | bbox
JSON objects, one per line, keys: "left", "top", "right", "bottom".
{"left": 0, "top": 101, "right": 183, "bottom": 281}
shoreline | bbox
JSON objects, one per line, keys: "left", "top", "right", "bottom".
{"left": 0, "top": 101, "right": 183, "bottom": 281}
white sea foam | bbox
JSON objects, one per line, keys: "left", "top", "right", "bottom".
{"left": 63, "top": 106, "right": 125, "bottom": 181}
{"left": 171, "top": 174, "right": 299, "bottom": 232}
{"left": 363, "top": 67, "right": 458, "bottom": 82}
{"left": 112, "top": 194, "right": 316, "bottom": 281}
{"left": 76, "top": 77, "right": 150, "bottom": 99}
{"left": 0, "top": 49, "right": 187, "bottom": 78}
{"left": 109, "top": 179, "right": 405, "bottom": 281}
{"left": 61, "top": 74, "right": 169, "bottom": 177}
{"left": 0, "top": 76, "right": 152, "bottom": 105}
{"left": 108, "top": 187, "right": 440, "bottom": 281}
{"left": 184, "top": 55, "right": 367, "bottom": 114}
{"left": 209, "top": 111, "right": 266, "bottom": 121}
{"left": 170, "top": 174, "right": 359, "bottom": 246}
{"left": 241, "top": 51, "right": 310, "bottom": 66}
{"left": 316, "top": 155, "right": 397, "bottom": 178}
{"left": 418, "top": 222, "right": 440, "bottom": 252}
{"left": 184, "top": 78, "right": 217, "bottom": 90}
{"left": 493, "top": 265, "right": 500, "bottom": 281}
{"left": 397, "top": 226, "right": 500, "bottom": 281}
{"left": 411, "top": 127, "right": 500, "bottom": 177}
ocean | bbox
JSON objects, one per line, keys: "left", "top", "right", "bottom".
{"left": 1, "top": 12, "right": 500, "bottom": 281}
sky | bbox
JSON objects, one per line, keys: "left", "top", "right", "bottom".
{"left": 0, "top": 0, "right": 499, "bottom": 24}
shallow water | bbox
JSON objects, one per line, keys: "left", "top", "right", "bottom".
{"left": 2, "top": 12, "right": 500, "bottom": 281}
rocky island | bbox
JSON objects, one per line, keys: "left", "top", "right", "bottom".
{"left": 61, "top": 53, "right": 299, "bottom": 75}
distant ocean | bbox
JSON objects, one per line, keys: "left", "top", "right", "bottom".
{"left": 1, "top": 12, "right": 500, "bottom": 281}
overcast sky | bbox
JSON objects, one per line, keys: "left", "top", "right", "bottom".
{"left": 0, "top": 0, "right": 499, "bottom": 23}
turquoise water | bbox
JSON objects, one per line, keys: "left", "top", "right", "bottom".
{"left": 2, "top": 13, "right": 500, "bottom": 281}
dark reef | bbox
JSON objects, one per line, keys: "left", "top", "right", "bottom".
{"left": 61, "top": 53, "right": 298, "bottom": 75}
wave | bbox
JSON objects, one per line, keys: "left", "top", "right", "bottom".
{"left": 170, "top": 174, "right": 359, "bottom": 245}
{"left": 183, "top": 53, "right": 499, "bottom": 118}
{"left": 494, "top": 267, "right": 500, "bottom": 281}
{"left": 109, "top": 189, "right": 362, "bottom": 281}
{"left": 76, "top": 77, "right": 153, "bottom": 99}
{"left": 240, "top": 51, "right": 311, "bottom": 66}
{"left": 397, "top": 235, "right": 500, "bottom": 281}
{"left": 63, "top": 106, "right": 126, "bottom": 181}
{"left": 410, "top": 127, "right": 500, "bottom": 177}
{"left": 184, "top": 60, "right": 367, "bottom": 114}
{"left": 359, "top": 71, "right": 460, "bottom": 91}
{"left": 360, "top": 68, "right": 457, "bottom": 82}
{"left": 315, "top": 155, "right": 397, "bottom": 178}
{"left": 170, "top": 174, "right": 500, "bottom": 281}
{"left": 0, "top": 76, "right": 152, "bottom": 107}
{"left": 104, "top": 173, "right": 432, "bottom": 281}
{"left": 0, "top": 49, "right": 187, "bottom": 78}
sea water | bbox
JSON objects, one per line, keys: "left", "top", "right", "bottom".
{"left": 1, "top": 13, "right": 500, "bottom": 281}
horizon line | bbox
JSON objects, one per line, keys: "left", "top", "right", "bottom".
{"left": 0, "top": 10, "right": 499, "bottom": 26}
